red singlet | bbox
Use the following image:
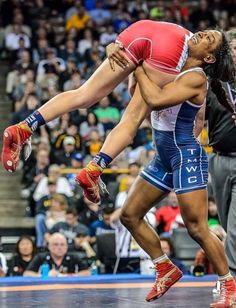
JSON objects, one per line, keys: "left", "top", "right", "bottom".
{"left": 117, "top": 20, "right": 192, "bottom": 74}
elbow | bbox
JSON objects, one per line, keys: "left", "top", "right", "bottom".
{"left": 145, "top": 99, "right": 161, "bottom": 110}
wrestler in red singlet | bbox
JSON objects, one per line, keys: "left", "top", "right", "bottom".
{"left": 117, "top": 20, "right": 192, "bottom": 74}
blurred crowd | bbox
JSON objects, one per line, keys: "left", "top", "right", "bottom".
{"left": 0, "top": 0, "right": 235, "bottom": 277}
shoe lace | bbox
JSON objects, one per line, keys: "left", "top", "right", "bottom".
{"left": 218, "top": 280, "right": 236, "bottom": 304}
{"left": 151, "top": 263, "right": 173, "bottom": 291}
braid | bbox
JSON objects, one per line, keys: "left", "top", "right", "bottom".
{"left": 210, "top": 79, "right": 234, "bottom": 113}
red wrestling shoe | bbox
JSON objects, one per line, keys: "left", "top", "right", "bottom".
{"left": 1, "top": 121, "right": 32, "bottom": 172}
{"left": 146, "top": 261, "right": 183, "bottom": 302}
{"left": 210, "top": 278, "right": 236, "bottom": 308}
{"left": 76, "top": 161, "right": 108, "bottom": 203}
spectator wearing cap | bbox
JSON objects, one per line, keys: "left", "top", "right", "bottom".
{"left": 53, "top": 124, "right": 81, "bottom": 152}
{"left": 53, "top": 136, "right": 77, "bottom": 167}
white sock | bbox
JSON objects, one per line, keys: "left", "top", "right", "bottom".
{"left": 218, "top": 272, "right": 233, "bottom": 281}
{"left": 153, "top": 254, "right": 170, "bottom": 264}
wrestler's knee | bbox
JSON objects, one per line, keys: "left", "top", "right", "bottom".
{"left": 185, "top": 220, "right": 208, "bottom": 244}
{"left": 120, "top": 208, "right": 139, "bottom": 230}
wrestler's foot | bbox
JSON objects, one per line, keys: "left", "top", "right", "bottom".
{"left": 146, "top": 261, "right": 183, "bottom": 302}
{"left": 210, "top": 278, "right": 236, "bottom": 308}
{"left": 75, "top": 161, "right": 107, "bottom": 203}
{"left": 1, "top": 121, "right": 32, "bottom": 172}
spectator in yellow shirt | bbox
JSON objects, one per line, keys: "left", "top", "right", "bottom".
{"left": 66, "top": 7, "right": 90, "bottom": 32}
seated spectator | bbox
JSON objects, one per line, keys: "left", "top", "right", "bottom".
{"left": 65, "top": 6, "right": 90, "bottom": 32}
{"left": 5, "top": 23, "right": 31, "bottom": 52}
{"left": 94, "top": 96, "right": 120, "bottom": 131}
{"left": 89, "top": 0, "right": 112, "bottom": 26}
{"left": 118, "top": 162, "right": 140, "bottom": 192}
{"left": 89, "top": 205, "right": 115, "bottom": 245}
{"left": 160, "top": 237, "right": 188, "bottom": 275}
{"left": 53, "top": 136, "right": 77, "bottom": 167}
{"left": 63, "top": 70, "right": 82, "bottom": 91}
{"left": 11, "top": 93, "right": 40, "bottom": 125}
{"left": 80, "top": 111, "right": 104, "bottom": 141}
{"left": 53, "top": 121, "right": 81, "bottom": 152}
{"left": 77, "top": 28, "right": 94, "bottom": 57}
{"left": 45, "top": 194, "right": 68, "bottom": 231}
{"left": 84, "top": 129, "right": 103, "bottom": 157}
{"left": 99, "top": 25, "right": 117, "bottom": 46}
{"left": 24, "top": 233, "right": 89, "bottom": 277}
{"left": 33, "top": 164, "right": 73, "bottom": 202}
{"left": 155, "top": 191, "right": 183, "bottom": 236}
{"left": 45, "top": 208, "right": 95, "bottom": 258}
{"left": 7, "top": 236, "right": 36, "bottom": 276}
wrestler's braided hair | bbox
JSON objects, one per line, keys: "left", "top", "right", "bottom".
{"left": 205, "top": 30, "right": 235, "bottom": 82}
{"left": 206, "top": 29, "right": 236, "bottom": 113}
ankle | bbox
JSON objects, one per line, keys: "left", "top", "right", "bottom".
{"left": 93, "top": 152, "right": 112, "bottom": 169}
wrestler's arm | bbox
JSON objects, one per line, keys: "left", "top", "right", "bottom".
{"left": 135, "top": 66, "right": 205, "bottom": 110}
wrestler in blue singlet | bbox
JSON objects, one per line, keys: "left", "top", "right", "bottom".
{"left": 141, "top": 68, "right": 208, "bottom": 195}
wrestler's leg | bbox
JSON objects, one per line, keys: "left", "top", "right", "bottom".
{"left": 100, "top": 84, "right": 151, "bottom": 158}
{"left": 121, "top": 176, "right": 183, "bottom": 302}
{"left": 38, "top": 59, "right": 135, "bottom": 122}
{"left": 76, "top": 85, "right": 151, "bottom": 202}
{"left": 178, "top": 189, "right": 229, "bottom": 276}
{"left": 178, "top": 189, "right": 236, "bottom": 308}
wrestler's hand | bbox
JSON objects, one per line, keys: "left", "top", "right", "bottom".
{"left": 106, "top": 42, "right": 129, "bottom": 71}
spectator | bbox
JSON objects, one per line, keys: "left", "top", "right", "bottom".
{"left": 88, "top": 0, "right": 112, "bottom": 26}
{"left": 80, "top": 111, "right": 104, "bottom": 141}
{"left": 7, "top": 236, "right": 36, "bottom": 276}
{"left": 11, "top": 92, "right": 40, "bottom": 124}
{"left": 94, "top": 96, "right": 120, "bottom": 131}
{"left": 84, "top": 129, "right": 103, "bottom": 157}
{"left": 53, "top": 136, "right": 77, "bottom": 167}
{"left": 24, "top": 233, "right": 89, "bottom": 277}
{"left": 77, "top": 28, "right": 94, "bottom": 57}
{"left": 99, "top": 25, "right": 117, "bottom": 46}
{"left": 118, "top": 162, "right": 140, "bottom": 192}
{"left": 89, "top": 205, "right": 115, "bottom": 245}
{"left": 33, "top": 164, "right": 73, "bottom": 202}
{"left": 45, "top": 208, "right": 95, "bottom": 258}
{"left": 45, "top": 193, "right": 68, "bottom": 230}
{"left": 189, "top": 0, "right": 216, "bottom": 29}
{"left": 65, "top": 6, "right": 90, "bottom": 32}
{"left": 155, "top": 191, "right": 183, "bottom": 235}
